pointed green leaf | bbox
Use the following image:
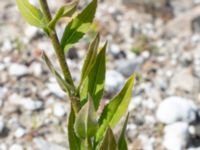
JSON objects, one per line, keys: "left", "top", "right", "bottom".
{"left": 42, "top": 52, "right": 71, "bottom": 92}
{"left": 68, "top": 106, "right": 81, "bottom": 150}
{"left": 48, "top": 0, "right": 79, "bottom": 29}
{"left": 96, "top": 74, "right": 135, "bottom": 141}
{"left": 79, "top": 33, "right": 100, "bottom": 87}
{"left": 100, "top": 127, "right": 117, "bottom": 150}
{"left": 79, "top": 77, "right": 89, "bottom": 105}
{"left": 88, "top": 42, "right": 107, "bottom": 110}
{"left": 61, "top": 0, "right": 98, "bottom": 52}
{"left": 74, "top": 96, "right": 98, "bottom": 138}
{"left": 118, "top": 113, "right": 129, "bottom": 150}
{"left": 62, "top": 0, "right": 79, "bottom": 17}
{"left": 16, "top": 0, "right": 46, "bottom": 28}
{"left": 79, "top": 42, "right": 107, "bottom": 108}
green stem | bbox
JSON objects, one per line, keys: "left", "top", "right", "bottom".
{"left": 39, "top": 0, "right": 81, "bottom": 113}
{"left": 81, "top": 138, "right": 92, "bottom": 150}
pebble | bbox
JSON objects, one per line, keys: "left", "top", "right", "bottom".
{"left": 193, "top": 53, "right": 200, "bottom": 78}
{"left": 53, "top": 103, "right": 66, "bottom": 117}
{"left": 116, "top": 57, "right": 144, "bottom": 77}
{"left": 1, "top": 40, "right": 12, "bottom": 52}
{"left": 24, "top": 26, "right": 38, "bottom": 40}
{"left": 188, "top": 147, "right": 200, "bottom": 150}
{"left": 156, "top": 96, "right": 197, "bottom": 124}
{"left": 105, "top": 70, "right": 125, "bottom": 94}
{"left": 128, "top": 96, "right": 142, "bottom": 111}
{"left": 108, "top": 43, "right": 121, "bottom": 58}
{"left": 0, "top": 118, "right": 5, "bottom": 135}
{"left": 0, "top": 87, "right": 7, "bottom": 107}
{"left": 163, "top": 122, "right": 189, "bottom": 150}
{"left": 126, "top": 124, "right": 138, "bottom": 140}
{"left": 0, "top": 144, "right": 7, "bottom": 150}
{"left": 34, "top": 138, "right": 67, "bottom": 150}
{"left": 9, "top": 144, "right": 23, "bottom": 150}
{"left": 170, "top": 69, "right": 195, "bottom": 93}
{"left": 10, "top": 97, "right": 43, "bottom": 111}
{"left": 46, "top": 82, "right": 66, "bottom": 98}
{"left": 14, "top": 127, "right": 26, "bottom": 138}
{"left": 8, "top": 63, "right": 28, "bottom": 77}
{"left": 142, "top": 98, "right": 156, "bottom": 110}
{"left": 138, "top": 134, "right": 154, "bottom": 150}
{"left": 21, "top": 98, "right": 43, "bottom": 110}
{"left": 29, "top": 62, "right": 42, "bottom": 76}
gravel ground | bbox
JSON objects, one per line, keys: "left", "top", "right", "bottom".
{"left": 1, "top": 0, "right": 200, "bottom": 149}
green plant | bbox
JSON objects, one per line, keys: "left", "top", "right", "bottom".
{"left": 16, "top": 0, "right": 135, "bottom": 149}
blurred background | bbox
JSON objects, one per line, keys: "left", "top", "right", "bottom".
{"left": 1, "top": 0, "right": 200, "bottom": 149}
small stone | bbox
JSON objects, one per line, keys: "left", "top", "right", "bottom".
{"left": 47, "top": 82, "right": 66, "bottom": 98}
{"left": 0, "top": 63, "right": 6, "bottom": 71}
{"left": 22, "top": 99, "right": 43, "bottom": 110}
{"left": 142, "top": 98, "right": 156, "bottom": 110}
{"left": 156, "top": 96, "right": 197, "bottom": 124}
{"left": 127, "top": 124, "right": 138, "bottom": 139}
{"left": 170, "top": 68, "right": 195, "bottom": 93}
{"left": 0, "top": 87, "right": 7, "bottom": 107}
{"left": 34, "top": 138, "right": 67, "bottom": 150}
{"left": 105, "top": 70, "right": 125, "bottom": 94}
{"left": 193, "top": 53, "right": 200, "bottom": 78}
{"left": 53, "top": 103, "right": 66, "bottom": 117}
{"left": 138, "top": 134, "right": 154, "bottom": 150}
{"left": 14, "top": 98, "right": 43, "bottom": 111}
{"left": 128, "top": 96, "right": 142, "bottom": 111}
{"left": 163, "top": 122, "right": 189, "bottom": 150}
{"left": 116, "top": 57, "right": 144, "bottom": 77}
{"left": 14, "top": 127, "right": 26, "bottom": 138}
{"left": 0, "top": 119, "right": 5, "bottom": 134}
{"left": 1, "top": 40, "right": 12, "bottom": 52}
{"left": 0, "top": 144, "right": 7, "bottom": 150}
{"left": 9, "top": 144, "right": 23, "bottom": 150}
{"left": 8, "top": 63, "right": 28, "bottom": 77}
{"left": 188, "top": 147, "right": 200, "bottom": 150}
{"left": 29, "top": 62, "right": 42, "bottom": 76}
{"left": 108, "top": 44, "right": 120, "bottom": 57}
{"left": 170, "top": 0, "right": 193, "bottom": 16}
{"left": 25, "top": 26, "right": 38, "bottom": 40}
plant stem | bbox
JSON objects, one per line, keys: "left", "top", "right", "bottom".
{"left": 39, "top": 0, "right": 81, "bottom": 113}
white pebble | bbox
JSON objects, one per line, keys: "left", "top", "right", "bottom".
{"left": 128, "top": 96, "right": 142, "bottom": 111}
{"left": 0, "top": 120, "right": 5, "bottom": 134}
{"left": 105, "top": 70, "right": 125, "bottom": 94}
{"left": 9, "top": 63, "right": 28, "bottom": 77}
{"left": 10, "top": 97, "right": 43, "bottom": 111}
{"left": 47, "top": 82, "right": 66, "bottom": 98}
{"left": 29, "top": 62, "right": 42, "bottom": 76}
{"left": 53, "top": 103, "right": 66, "bottom": 117}
{"left": 14, "top": 128, "right": 26, "bottom": 138}
{"left": 163, "top": 122, "right": 189, "bottom": 150}
{"left": 9, "top": 144, "right": 23, "bottom": 150}
{"left": 156, "top": 96, "right": 197, "bottom": 124}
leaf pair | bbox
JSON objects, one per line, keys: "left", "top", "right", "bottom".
{"left": 96, "top": 74, "right": 135, "bottom": 142}
{"left": 74, "top": 96, "right": 98, "bottom": 139}
{"left": 99, "top": 113, "right": 129, "bottom": 150}
{"left": 48, "top": 0, "right": 79, "bottom": 29}
{"left": 74, "top": 99, "right": 130, "bottom": 150}
{"left": 79, "top": 34, "right": 107, "bottom": 110}
{"left": 17, "top": 0, "right": 96, "bottom": 46}
{"left": 61, "top": 0, "right": 98, "bottom": 52}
